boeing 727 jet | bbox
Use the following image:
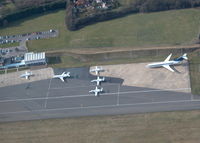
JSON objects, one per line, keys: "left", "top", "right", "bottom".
{"left": 90, "top": 66, "right": 104, "bottom": 75}
{"left": 20, "top": 71, "right": 34, "bottom": 80}
{"left": 91, "top": 76, "right": 105, "bottom": 86}
{"left": 89, "top": 86, "right": 103, "bottom": 96}
{"left": 53, "top": 72, "right": 70, "bottom": 82}
{"left": 146, "top": 53, "right": 188, "bottom": 72}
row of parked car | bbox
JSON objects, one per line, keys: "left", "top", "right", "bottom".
{"left": 0, "top": 29, "right": 57, "bottom": 45}
{"left": 0, "top": 39, "right": 22, "bottom": 44}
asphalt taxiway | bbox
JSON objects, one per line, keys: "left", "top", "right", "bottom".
{"left": 0, "top": 67, "right": 199, "bottom": 122}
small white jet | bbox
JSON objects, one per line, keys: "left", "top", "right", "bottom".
{"left": 91, "top": 76, "right": 105, "bottom": 86}
{"left": 53, "top": 72, "right": 70, "bottom": 82}
{"left": 89, "top": 86, "right": 103, "bottom": 96}
{"left": 20, "top": 71, "right": 34, "bottom": 80}
{"left": 146, "top": 53, "right": 188, "bottom": 72}
{"left": 90, "top": 66, "right": 104, "bottom": 75}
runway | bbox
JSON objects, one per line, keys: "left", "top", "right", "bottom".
{"left": 0, "top": 67, "right": 199, "bottom": 122}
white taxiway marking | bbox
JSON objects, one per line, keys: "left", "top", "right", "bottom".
{"left": 0, "top": 99, "right": 200, "bottom": 115}
{"left": 0, "top": 88, "right": 190, "bottom": 103}
{"left": 49, "top": 83, "right": 118, "bottom": 90}
{"left": 44, "top": 78, "right": 52, "bottom": 108}
{"left": 117, "top": 84, "right": 120, "bottom": 105}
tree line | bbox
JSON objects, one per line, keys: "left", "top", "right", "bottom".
{"left": 131, "top": 0, "right": 200, "bottom": 12}
{"left": 0, "top": 0, "right": 67, "bottom": 27}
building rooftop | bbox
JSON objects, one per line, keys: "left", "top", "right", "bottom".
{"left": 24, "top": 52, "right": 45, "bottom": 62}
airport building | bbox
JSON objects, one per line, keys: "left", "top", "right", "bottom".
{"left": 0, "top": 52, "right": 46, "bottom": 69}
{"left": 24, "top": 52, "right": 46, "bottom": 66}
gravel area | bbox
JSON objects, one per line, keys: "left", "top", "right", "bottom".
{"left": 91, "top": 62, "right": 191, "bottom": 93}
{"left": 0, "top": 67, "right": 54, "bottom": 87}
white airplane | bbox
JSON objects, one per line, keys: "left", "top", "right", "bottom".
{"left": 20, "top": 71, "right": 34, "bottom": 80}
{"left": 53, "top": 72, "right": 70, "bottom": 82}
{"left": 146, "top": 53, "right": 188, "bottom": 72}
{"left": 89, "top": 86, "right": 103, "bottom": 96}
{"left": 90, "top": 66, "right": 104, "bottom": 75}
{"left": 91, "top": 76, "right": 105, "bottom": 86}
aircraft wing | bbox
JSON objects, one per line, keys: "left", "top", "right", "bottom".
{"left": 94, "top": 91, "right": 98, "bottom": 96}
{"left": 91, "top": 79, "right": 95, "bottom": 83}
{"left": 62, "top": 72, "right": 65, "bottom": 76}
{"left": 162, "top": 65, "right": 174, "bottom": 72}
{"left": 59, "top": 77, "right": 65, "bottom": 82}
{"left": 164, "top": 53, "right": 172, "bottom": 62}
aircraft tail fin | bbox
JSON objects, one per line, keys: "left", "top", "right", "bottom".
{"left": 182, "top": 53, "right": 188, "bottom": 60}
{"left": 174, "top": 53, "right": 188, "bottom": 61}
{"left": 66, "top": 72, "right": 70, "bottom": 77}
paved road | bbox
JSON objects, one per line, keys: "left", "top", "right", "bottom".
{"left": 0, "top": 67, "right": 199, "bottom": 122}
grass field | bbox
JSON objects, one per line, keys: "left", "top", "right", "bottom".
{"left": 48, "top": 50, "right": 178, "bottom": 68}
{"left": 189, "top": 49, "right": 200, "bottom": 95}
{"left": 0, "top": 8, "right": 200, "bottom": 52}
{"left": 0, "top": 110, "right": 200, "bottom": 143}
{"left": 0, "top": 42, "right": 19, "bottom": 48}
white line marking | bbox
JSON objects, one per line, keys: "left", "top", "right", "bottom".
{"left": 44, "top": 78, "right": 52, "bottom": 108}
{"left": 117, "top": 84, "right": 120, "bottom": 105}
{"left": 114, "top": 88, "right": 190, "bottom": 95}
{"left": 191, "top": 93, "right": 194, "bottom": 101}
{"left": 50, "top": 83, "right": 118, "bottom": 90}
{"left": 50, "top": 85, "right": 95, "bottom": 90}
{"left": 0, "top": 88, "right": 191, "bottom": 103}
{"left": 0, "top": 99, "right": 200, "bottom": 115}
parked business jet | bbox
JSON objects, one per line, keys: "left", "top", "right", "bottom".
{"left": 20, "top": 71, "right": 34, "bottom": 80}
{"left": 146, "top": 53, "right": 188, "bottom": 72}
{"left": 90, "top": 66, "right": 104, "bottom": 75}
{"left": 91, "top": 76, "right": 105, "bottom": 86}
{"left": 89, "top": 86, "right": 103, "bottom": 96}
{"left": 53, "top": 72, "right": 70, "bottom": 82}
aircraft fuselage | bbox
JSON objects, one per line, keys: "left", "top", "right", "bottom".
{"left": 147, "top": 60, "right": 181, "bottom": 68}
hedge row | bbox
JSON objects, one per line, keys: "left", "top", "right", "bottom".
{"left": 0, "top": 0, "right": 67, "bottom": 27}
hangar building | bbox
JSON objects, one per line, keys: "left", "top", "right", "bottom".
{"left": 24, "top": 52, "right": 46, "bottom": 66}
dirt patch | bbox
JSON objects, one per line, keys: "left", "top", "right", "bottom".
{"left": 92, "top": 62, "right": 191, "bottom": 93}
{"left": 47, "top": 44, "right": 200, "bottom": 55}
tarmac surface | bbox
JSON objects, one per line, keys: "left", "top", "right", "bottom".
{"left": 0, "top": 67, "right": 54, "bottom": 87}
{"left": 98, "top": 61, "right": 191, "bottom": 92}
{"left": 0, "top": 67, "right": 200, "bottom": 122}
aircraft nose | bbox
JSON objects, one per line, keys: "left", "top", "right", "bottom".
{"left": 145, "top": 65, "right": 150, "bottom": 68}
